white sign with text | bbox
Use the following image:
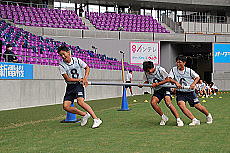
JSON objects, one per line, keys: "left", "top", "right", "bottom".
{"left": 130, "top": 42, "right": 160, "bottom": 65}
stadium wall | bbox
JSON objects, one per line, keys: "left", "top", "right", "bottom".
{"left": 0, "top": 65, "right": 147, "bottom": 111}
{"left": 213, "top": 64, "right": 230, "bottom": 91}
{"left": 14, "top": 26, "right": 230, "bottom": 90}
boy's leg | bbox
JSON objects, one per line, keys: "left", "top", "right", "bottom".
{"left": 77, "top": 97, "right": 97, "bottom": 119}
{"left": 178, "top": 101, "right": 200, "bottom": 125}
{"left": 150, "top": 96, "right": 163, "bottom": 116}
{"left": 164, "top": 96, "right": 179, "bottom": 118}
{"left": 194, "top": 103, "right": 213, "bottom": 124}
{"left": 63, "top": 100, "right": 86, "bottom": 116}
{"left": 130, "top": 87, "right": 133, "bottom": 95}
{"left": 77, "top": 97, "right": 102, "bottom": 128}
{"left": 177, "top": 101, "right": 195, "bottom": 120}
{"left": 164, "top": 96, "right": 184, "bottom": 126}
{"left": 150, "top": 96, "right": 168, "bottom": 125}
{"left": 194, "top": 103, "right": 209, "bottom": 116}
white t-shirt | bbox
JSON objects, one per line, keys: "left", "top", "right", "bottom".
{"left": 211, "top": 85, "right": 218, "bottom": 89}
{"left": 143, "top": 66, "right": 170, "bottom": 90}
{"left": 126, "top": 72, "right": 133, "bottom": 81}
{"left": 59, "top": 57, "right": 87, "bottom": 84}
{"left": 168, "top": 66, "right": 199, "bottom": 92}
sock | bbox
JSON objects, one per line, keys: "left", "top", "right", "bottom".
{"left": 192, "top": 118, "right": 198, "bottom": 121}
{"left": 176, "top": 118, "right": 181, "bottom": 121}
{"left": 207, "top": 113, "right": 212, "bottom": 117}
{"left": 162, "top": 114, "right": 168, "bottom": 120}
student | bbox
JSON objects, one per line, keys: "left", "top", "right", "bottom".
{"left": 3, "top": 44, "right": 18, "bottom": 63}
{"left": 196, "top": 79, "right": 208, "bottom": 97}
{"left": 204, "top": 81, "right": 211, "bottom": 97}
{"left": 125, "top": 70, "right": 134, "bottom": 96}
{"left": 139, "top": 61, "right": 184, "bottom": 126}
{"left": 210, "top": 82, "right": 218, "bottom": 95}
{"left": 58, "top": 45, "right": 102, "bottom": 128}
{"left": 168, "top": 56, "right": 213, "bottom": 125}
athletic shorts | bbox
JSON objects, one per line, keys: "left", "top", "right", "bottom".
{"left": 125, "top": 81, "right": 132, "bottom": 89}
{"left": 152, "top": 87, "right": 171, "bottom": 103}
{"left": 176, "top": 91, "right": 200, "bottom": 107}
{"left": 63, "top": 83, "right": 85, "bottom": 103}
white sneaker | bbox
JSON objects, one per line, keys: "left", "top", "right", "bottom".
{"left": 92, "top": 118, "right": 102, "bottom": 128}
{"left": 214, "top": 93, "right": 217, "bottom": 96}
{"left": 177, "top": 119, "right": 184, "bottom": 127}
{"left": 189, "top": 119, "right": 200, "bottom": 126}
{"left": 160, "top": 116, "right": 168, "bottom": 126}
{"left": 81, "top": 112, "right": 91, "bottom": 126}
{"left": 206, "top": 114, "right": 213, "bottom": 124}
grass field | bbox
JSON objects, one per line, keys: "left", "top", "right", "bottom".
{"left": 0, "top": 92, "right": 230, "bottom": 153}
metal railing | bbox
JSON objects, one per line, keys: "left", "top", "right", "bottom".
{"left": 0, "top": 0, "right": 54, "bottom": 9}
{"left": 177, "top": 14, "right": 230, "bottom": 34}
{"left": 161, "top": 14, "right": 184, "bottom": 33}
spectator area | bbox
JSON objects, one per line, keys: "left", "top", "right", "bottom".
{"left": 0, "top": 20, "right": 142, "bottom": 71}
{"left": 86, "top": 12, "right": 170, "bottom": 33}
{"left": 0, "top": 4, "right": 88, "bottom": 30}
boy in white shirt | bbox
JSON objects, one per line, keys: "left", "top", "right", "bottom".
{"left": 168, "top": 56, "right": 213, "bottom": 125}
{"left": 125, "top": 70, "right": 133, "bottom": 96}
{"left": 58, "top": 45, "right": 102, "bottom": 128}
{"left": 139, "top": 61, "right": 184, "bottom": 126}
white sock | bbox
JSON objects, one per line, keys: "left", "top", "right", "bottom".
{"left": 176, "top": 118, "right": 181, "bottom": 121}
{"left": 207, "top": 113, "right": 212, "bottom": 117}
{"left": 162, "top": 114, "right": 168, "bottom": 120}
{"left": 192, "top": 118, "right": 198, "bottom": 121}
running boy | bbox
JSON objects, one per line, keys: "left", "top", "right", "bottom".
{"left": 168, "top": 56, "right": 213, "bottom": 125}
{"left": 139, "top": 61, "right": 184, "bottom": 126}
{"left": 58, "top": 45, "right": 102, "bottom": 128}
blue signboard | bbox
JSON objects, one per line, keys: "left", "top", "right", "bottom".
{"left": 213, "top": 43, "right": 230, "bottom": 63}
{"left": 0, "top": 62, "right": 33, "bottom": 79}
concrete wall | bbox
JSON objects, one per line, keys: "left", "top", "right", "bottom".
{"left": 12, "top": 26, "right": 230, "bottom": 92}
{"left": 160, "top": 42, "right": 179, "bottom": 72}
{"left": 0, "top": 65, "right": 148, "bottom": 111}
{"left": 213, "top": 63, "right": 230, "bottom": 91}
{"left": 182, "top": 22, "right": 230, "bottom": 34}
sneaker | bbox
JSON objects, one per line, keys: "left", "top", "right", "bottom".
{"left": 214, "top": 93, "right": 217, "bottom": 96}
{"left": 177, "top": 119, "right": 184, "bottom": 127}
{"left": 81, "top": 112, "right": 91, "bottom": 126}
{"left": 189, "top": 119, "right": 200, "bottom": 126}
{"left": 92, "top": 118, "right": 102, "bottom": 128}
{"left": 160, "top": 116, "right": 168, "bottom": 126}
{"left": 206, "top": 114, "right": 213, "bottom": 124}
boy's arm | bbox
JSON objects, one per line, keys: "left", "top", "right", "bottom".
{"left": 190, "top": 77, "right": 200, "bottom": 89}
{"left": 138, "top": 81, "right": 149, "bottom": 88}
{"left": 62, "top": 74, "right": 83, "bottom": 82}
{"left": 152, "top": 78, "right": 169, "bottom": 87}
{"left": 82, "top": 66, "right": 90, "bottom": 86}
{"left": 138, "top": 73, "right": 148, "bottom": 88}
{"left": 190, "top": 69, "right": 200, "bottom": 89}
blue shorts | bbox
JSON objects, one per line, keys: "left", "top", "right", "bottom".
{"left": 176, "top": 91, "right": 200, "bottom": 107}
{"left": 125, "top": 81, "right": 132, "bottom": 89}
{"left": 64, "top": 83, "right": 85, "bottom": 103}
{"left": 152, "top": 87, "right": 171, "bottom": 103}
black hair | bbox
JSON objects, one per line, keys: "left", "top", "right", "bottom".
{"left": 57, "top": 45, "right": 69, "bottom": 53}
{"left": 6, "top": 44, "right": 12, "bottom": 48}
{"left": 176, "top": 55, "right": 187, "bottom": 62}
{"left": 210, "top": 82, "right": 214, "bottom": 86}
{"left": 129, "top": 70, "right": 132, "bottom": 73}
{"left": 143, "top": 61, "right": 154, "bottom": 72}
